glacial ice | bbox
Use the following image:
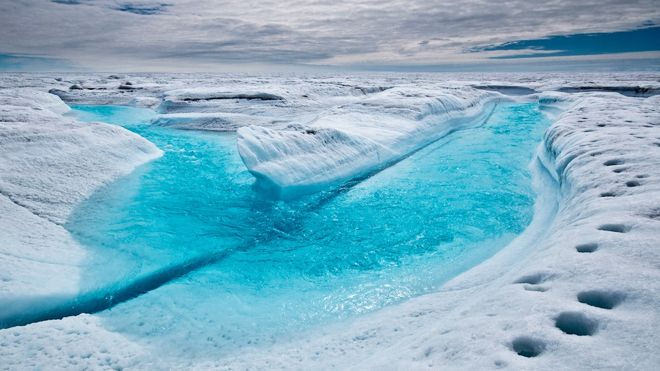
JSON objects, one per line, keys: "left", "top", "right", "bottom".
{"left": 0, "top": 72, "right": 659, "bottom": 370}
{"left": 237, "top": 86, "right": 500, "bottom": 197}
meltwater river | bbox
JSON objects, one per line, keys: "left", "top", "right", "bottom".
{"left": 67, "top": 102, "right": 547, "bottom": 358}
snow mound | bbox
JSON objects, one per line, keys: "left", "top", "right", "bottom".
{"left": 0, "top": 88, "right": 70, "bottom": 116}
{"left": 0, "top": 88, "right": 162, "bottom": 321}
{"left": 237, "top": 87, "right": 499, "bottom": 197}
{"left": 0, "top": 90, "right": 162, "bottom": 224}
{"left": 129, "top": 96, "right": 161, "bottom": 108}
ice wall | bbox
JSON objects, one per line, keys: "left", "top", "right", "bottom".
{"left": 236, "top": 86, "right": 500, "bottom": 197}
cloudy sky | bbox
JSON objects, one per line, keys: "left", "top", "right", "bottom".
{"left": 1, "top": 0, "right": 658, "bottom": 71}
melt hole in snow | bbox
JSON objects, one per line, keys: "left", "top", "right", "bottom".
{"left": 555, "top": 312, "right": 599, "bottom": 336}
{"left": 514, "top": 272, "right": 552, "bottom": 285}
{"left": 511, "top": 336, "right": 546, "bottom": 358}
{"left": 577, "top": 290, "right": 626, "bottom": 309}
{"left": 575, "top": 242, "right": 598, "bottom": 253}
{"left": 603, "top": 159, "right": 624, "bottom": 166}
{"left": 597, "top": 224, "right": 631, "bottom": 233}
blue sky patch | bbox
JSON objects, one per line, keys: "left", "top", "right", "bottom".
{"left": 472, "top": 26, "right": 660, "bottom": 59}
{"left": 114, "top": 3, "right": 170, "bottom": 15}
{"left": 0, "top": 53, "right": 77, "bottom": 71}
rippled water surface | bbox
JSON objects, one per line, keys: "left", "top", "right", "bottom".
{"left": 69, "top": 102, "right": 547, "bottom": 358}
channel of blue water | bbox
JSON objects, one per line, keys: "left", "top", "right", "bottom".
{"left": 67, "top": 102, "right": 548, "bottom": 358}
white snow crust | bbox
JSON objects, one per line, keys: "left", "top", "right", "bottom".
{"left": 0, "top": 88, "right": 162, "bottom": 323}
{"left": 0, "top": 72, "right": 658, "bottom": 370}
{"left": 0, "top": 314, "right": 145, "bottom": 370}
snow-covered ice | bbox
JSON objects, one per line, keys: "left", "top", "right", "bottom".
{"left": 236, "top": 86, "right": 499, "bottom": 197}
{"left": 0, "top": 88, "right": 162, "bottom": 326}
{"left": 0, "top": 72, "right": 658, "bottom": 369}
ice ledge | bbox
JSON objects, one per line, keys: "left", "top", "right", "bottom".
{"left": 0, "top": 89, "right": 162, "bottom": 313}
{"left": 237, "top": 87, "right": 500, "bottom": 198}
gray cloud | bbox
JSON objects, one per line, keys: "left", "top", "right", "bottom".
{"left": 51, "top": 0, "right": 171, "bottom": 15}
{"left": 2, "top": 0, "right": 658, "bottom": 70}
